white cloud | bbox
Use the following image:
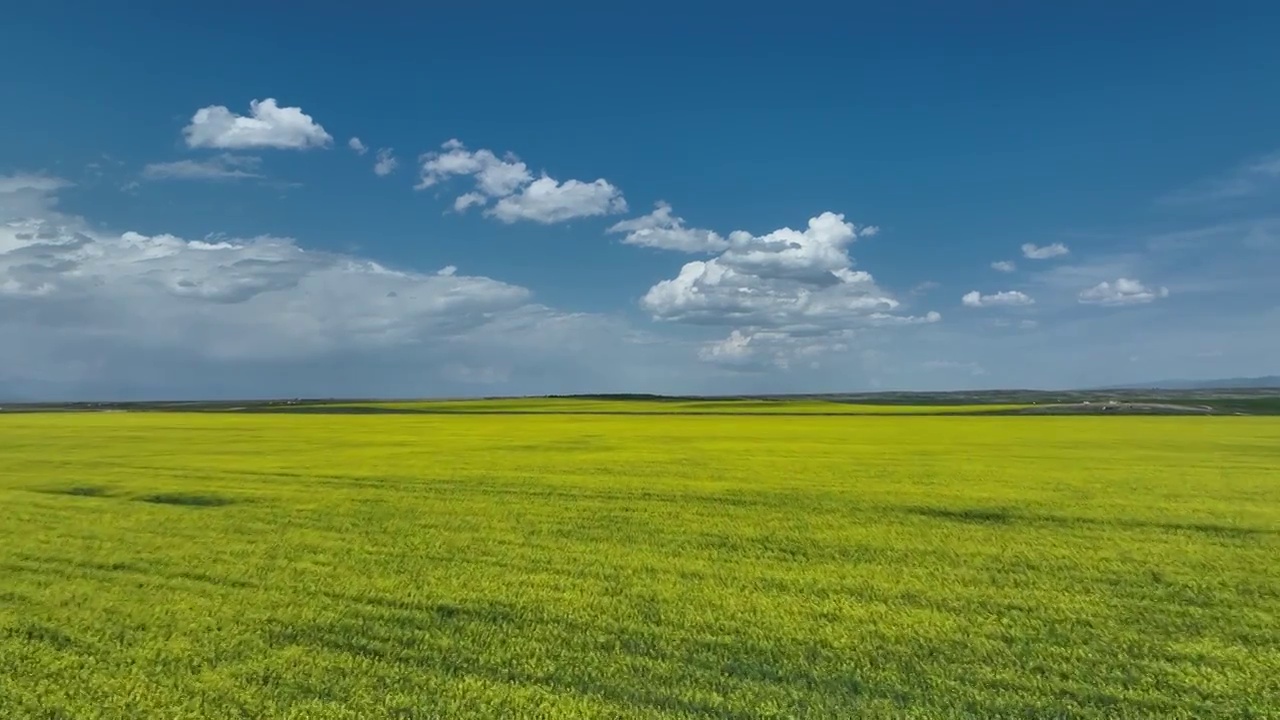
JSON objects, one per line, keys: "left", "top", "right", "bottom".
{"left": 183, "top": 98, "right": 332, "bottom": 151}
{"left": 488, "top": 176, "right": 626, "bottom": 224}
{"left": 142, "top": 155, "right": 263, "bottom": 181}
{"left": 643, "top": 212, "right": 936, "bottom": 367}
{"left": 454, "top": 193, "right": 487, "bottom": 212}
{"left": 475, "top": 162, "right": 534, "bottom": 198}
{"left": 416, "top": 139, "right": 624, "bottom": 223}
{"left": 373, "top": 148, "right": 398, "bottom": 177}
{"left": 607, "top": 202, "right": 727, "bottom": 253}
{"left": 867, "top": 311, "right": 942, "bottom": 326}
{"left": 1021, "top": 242, "right": 1070, "bottom": 260}
{"left": 717, "top": 212, "right": 865, "bottom": 283}
{"left": 961, "top": 290, "right": 1035, "bottom": 308}
{"left": 416, "top": 139, "right": 531, "bottom": 197}
{"left": 991, "top": 260, "right": 1016, "bottom": 272}
{"left": 1078, "top": 278, "right": 1169, "bottom": 306}
{"left": 348, "top": 137, "right": 368, "bottom": 155}
{"left": 697, "top": 330, "right": 759, "bottom": 368}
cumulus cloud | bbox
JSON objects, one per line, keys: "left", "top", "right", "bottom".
{"left": 416, "top": 139, "right": 531, "bottom": 197}
{"left": 183, "top": 99, "right": 332, "bottom": 150}
{"left": 607, "top": 202, "right": 727, "bottom": 253}
{"left": 415, "top": 139, "right": 625, "bottom": 223}
{"left": 489, "top": 176, "right": 626, "bottom": 224}
{"left": 961, "top": 290, "right": 1035, "bottom": 308}
{"left": 348, "top": 137, "right": 368, "bottom": 155}
{"left": 142, "top": 154, "right": 263, "bottom": 181}
{"left": 991, "top": 260, "right": 1016, "bottom": 272}
{"left": 642, "top": 212, "right": 936, "bottom": 366}
{"left": 1078, "top": 278, "right": 1169, "bottom": 306}
{"left": 1022, "top": 242, "right": 1070, "bottom": 260}
{"left": 373, "top": 148, "right": 398, "bottom": 177}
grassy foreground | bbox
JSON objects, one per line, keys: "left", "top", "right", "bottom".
{"left": 1, "top": 411, "right": 1278, "bottom": 718}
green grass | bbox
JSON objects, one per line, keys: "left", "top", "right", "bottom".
{"left": 288, "top": 398, "right": 1033, "bottom": 414}
{"left": 1, "top": 412, "right": 1278, "bottom": 718}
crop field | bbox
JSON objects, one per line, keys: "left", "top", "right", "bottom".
{"left": 283, "top": 398, "right": 1035, "bottom": 415}
{"left": 1, "top": 407, "right": 1278, "bottom": 718}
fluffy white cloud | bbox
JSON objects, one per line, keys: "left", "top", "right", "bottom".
{"left": 373, "top": 148, "right": 398, "bottom": 177}
{"left": 716, "top": 212, "right": 871, "bottom": 283}
{"left": 961, "top": 290, "right": 1035, "bottom": 307}
{"left": 416, "top": 139, "right": 531, "bottom": 197}
{"left": 348, "top": 137, "right": 368, "bottom": 155}
{"left": 488, "top": 176, "right": 626, "bottom": 224}
{"left": 416, "top": 139, "right": 624, "bottom": 223}
{"left": 1022, "top": 242, "right": 1070, "bottom": 260}
{"left": 991, "top": 260, "right": 1016, "bottom": 272}
{"left": 1078, "top": 278, "right": 1169, "bottom": 306}
{"left": 642, "top": 212, "right": 937, "bottom": 367}
{"left": 607, "top": 202, "right": 727, "bottom": 253}
{"left": 183, "top": 99, "right": 332, "bottom": 150}
{"left": 142, "top": 155, "right": 263, "bottom": 181}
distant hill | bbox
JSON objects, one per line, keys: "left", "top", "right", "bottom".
{"left": 1100, "top": 376, "right": 1280, "bottom": 390}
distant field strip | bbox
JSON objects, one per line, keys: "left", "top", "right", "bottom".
{"left": 2, "top": 413, "right": 1278, "bottom": 718}
{"left": 277, "top": 398, "right": 1035, "bottom": 414}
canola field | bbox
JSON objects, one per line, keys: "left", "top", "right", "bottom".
{"left": 1, "top": 408, "right": 1278, "bottom": 718}
{"left": 268, "top": 398, "right": 1035, "bottom": 414}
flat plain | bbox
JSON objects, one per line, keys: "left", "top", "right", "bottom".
{"left": 1, "top": 405, "right": 1278, "bottom": 718}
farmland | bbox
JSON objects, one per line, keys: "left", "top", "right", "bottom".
{"left": 2, "top": 407, "right": 1278, "bottom": 718}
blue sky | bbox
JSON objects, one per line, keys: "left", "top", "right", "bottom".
{"left": 2, "top": 2, "right": 1278, "bottom": 399}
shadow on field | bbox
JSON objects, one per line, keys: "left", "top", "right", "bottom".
{"left": 137, "top": 492, "right": 237, "bottom": 508}
{"left": 906, "top": 507, "right": 1014, "bottom": 524}
{"left": 36, "top": 485, "right": 115, "bottom": 498}
{"left": 903, "top": 506, "right": 1271, "bottom": 539}
{"left": 2, "top": 619, "right": 79, "bottom": 651}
